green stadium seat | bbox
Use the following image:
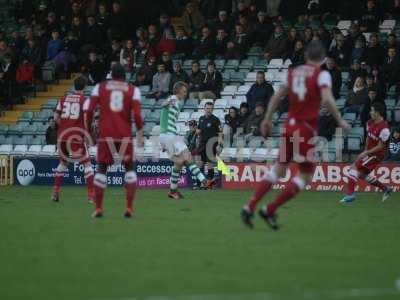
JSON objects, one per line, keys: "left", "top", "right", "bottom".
{"left": 239, "top": 59, "right": 254, "bottom": 71}
{"left": 12, "top": 135, "right": 30, "bottom": 145}
{"left": 200, "top": 59, "right": 210, "bottom": 69}
{"left": 19, "top": 111, "right": 34, "bottom": 123}
{"left": 215, "top": 59, "right": 225, "bottom": 70}
{"left": 7, "top": 124, "right": 24, "bottom": 135}
{"left": 183, "top": 98, "right": 199, "bottom": 111}
{"left": 141, "top": 98, "right": 156, "bottom": 109}
{"left": 41, "top": 99, "right": 58, "bottom": 110}
{"left": 224, "top": 59, "right": 240, "bottom": 70}
{"left": 0, "top": 124, "right": 8, "bottom": 135}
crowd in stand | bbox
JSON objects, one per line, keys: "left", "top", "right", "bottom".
{"left": 1, "top": 0, "right": 400, "bottom": 159}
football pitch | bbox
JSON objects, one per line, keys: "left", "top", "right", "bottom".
{"left": 0, "top": 186, "right": 399, "bottom": 300}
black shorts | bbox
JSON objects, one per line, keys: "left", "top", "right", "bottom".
{"left": 200, "top": 141, "right": 218, "bottom": 163}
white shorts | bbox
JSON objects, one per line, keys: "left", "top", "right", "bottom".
{"left": 159, "top": 133, "right": 188, "bottom": 159}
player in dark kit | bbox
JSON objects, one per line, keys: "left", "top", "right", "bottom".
{"left": 84, "top": 63, "right": 144, "bottom": 218}
{"left": 341, "top": 102, "right": 393, "bottom": 203}
{"left": 52, "top": 76, "right": 94, "bottom": 203}
{"left": 241, "top": 41, "right": 350, "bottom": 230}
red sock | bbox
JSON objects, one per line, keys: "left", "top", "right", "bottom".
{"left": 125, "top": 171, "right": 137, "bottom": 212}
{"left": 94, "top": 173, "right": 107, "bottom": 211}
{"left": 367, "top": 177, "right": 387, "bottom": 191}
{"left": 84, "top": 166, "right": 95, "bottom": 200}
{"left": 267, "top": 181, "right": 301, "bottom": 215}
{"left": 346, "top": 178, "right": 357, "bottom": 195}
{"left": 248, "top": 179, "right": 273, "bottom": 212}
{"left": 53, "top": 172, "right": 64, "bottom": 194}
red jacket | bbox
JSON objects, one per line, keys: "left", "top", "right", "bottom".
{"left": 16, "top": 63, "right": 34, "bottom": 83}
{"left": 156, "top": 38, "right": 176, "bottom": 56}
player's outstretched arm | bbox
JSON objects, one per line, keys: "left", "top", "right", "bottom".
{"left": 261, "top": 85, "right": 288, "bottom": 136}
{"left": 321, "top": 88, "right": 350, "bottom": 131}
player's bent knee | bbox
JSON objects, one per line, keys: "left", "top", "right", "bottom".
{"left": 94, "top": 173, "right": 107, "bottom": 188}
{"left": 56, "top": 163, "right": 69, "bottom": 173}
{"left": 292, "top": 176, "right": 306, "bottom": 190}
{"left": 124, "top": 171, "right": 137, "bottom": 184}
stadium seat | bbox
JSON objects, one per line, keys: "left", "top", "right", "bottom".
{"left": 268, "top": 59, "right": 284, "bottom": 69}
{"left": 198, "top": 99, "right": 213, "bottom": 109}
{"left": 7, "top": 123, "right": 24, "bottom": 135}
{"left": 215, "top": 59, "right": 225, "bottom": 70}
{"left": 239, "top": 59, "right": 254, "bottom": 71}
{"left": 230, "top": 99, "right": 245, "bottom": 108}
{"left": 13, "top": 145, "right": 28, "bottom": 155}
{"left": 30, "top": 135, "right": 45, "bottom": 145}
{"left": 146, "top": 110, "right": 161, "bottom": 123}
{"left": 23, "top": 123, "right": 38, "bottom": 135}
{"left": 247, "top": 46, "right": 263, "bottom": 57}
{"left": 199, "top": 59, "right": 210, "bottom": 69}
{"left": 230, "top": 72, "right": 246, "bottom": 84}
{"left": 220, "top": 147, "right": 237, "bottom": 160}
{"left": 190, "top": 111, "right": 203, "bottom": 121}
{"left": 343, "top": 113, "right": 357, "bottom": 124}
{"left": 141, "top": 98, "right": 156, "bottom": 109}
{"left": 41, "top": 145, "right": 56, "bottom": 156}
{"left": 380, "top": 19, "right": 396, "bottom": 30}
{"left": 254, "top": 59, "right": 268, "bottom": 70}
{"left": 139, "top": 85, "right": 151, "bottom": 95}
{"left": 150, "top": 125, "right": 160, "bottom": 136}
{"left": 224, "top": 59, "right": 240, "bottom": 70}
{"left": 214, "top": 99, "right": 228, "bottom": 109}
{"left": 26, "top": 145, "right": 42, "bottom": 155}
{"left": 337, "top": 20, "right": 351, "bottom": 30}
{"left": 394, "top": 105, "right": 400, "bottom": 122}
{"left": 19, "top": 111, "right": 34, "bottom": 123}
{"left": 0, "top": 144, "right": 13, "bottom": 155}
{"left": 13, "top": 135, "right": 30, "bottom": 145}
{"left": 178, "top": 111, "right": 190, "bottom": 122}
{"left": 32, "top": 110, "right": 53, "bottom": 124}
{"left": 183, "top": 98, "right": 199, "bottom": 111}
{"left": 0, "top": 124, "right": 8, "bottom": 135}
{"left": 182, "top": 59, "right": 193, "bottom": 71}
{"left": 41, "top": 99, "right": 58, "bottom": 110}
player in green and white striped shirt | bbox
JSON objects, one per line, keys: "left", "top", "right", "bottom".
{"left": 159, "top": 82, "right": 213, "bottom": 199}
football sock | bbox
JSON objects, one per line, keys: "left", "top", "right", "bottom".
{"left": 186, "top": 162, "right": 206, "bottom": 183}
{"left": 53, "top": 163, "right": 68, "bottom": 194}
{"left": 94, "top": 173, "right": 107, "bottom": 211}
{"left": 84, "top": 165, "right": 95, "bottom": 199}
{"left": 366, "top": 175, "right": 387, "bottom": 191}
{"left": 266, "top": 176, "right": 304, "bottom": 215}
{"left": 247, "top": 167, "right": 278, "bottom": 212}
{"left": 124, "top": 171, "right": 137, "bottom": 211}
{"left": 346, "top": 169, "right": 359, "bottom": 195}
{"left": 170, "top": 166, "right": 180, "bottom": 192}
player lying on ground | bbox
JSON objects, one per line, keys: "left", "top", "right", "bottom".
{"left": 341, "top": 102, "right": 393, "bottom": 203}
{"left": 52, "top": 76, "right": 94, "bottom": 203}
{"left": 241, "top": 41, "right": 350, "bottom": 230}
{"left": 84, "top": 63, "right": 144, "bottom": 218}
{"left": 159, "top": 81, "right": 214, "bottom": 200}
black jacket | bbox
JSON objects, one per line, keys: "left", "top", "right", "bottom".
{"left": 246, "top": 81, "right": 274, "bottom": 111}
{"left": 201, "top": 71, "right": 222, "bottom": 97}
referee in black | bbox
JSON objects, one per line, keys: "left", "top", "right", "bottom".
{"left": 197, "top": 101, "right": 223, "bottom": 184}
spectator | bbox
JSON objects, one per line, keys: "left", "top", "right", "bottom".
{"left": 349, "top": 59, "right": 367, "bottom": 87}
{"left": 45, "top": 116, "right": 58, "bottom": 145}
{"left": 200, "top": 61, "right": 223, "bottom": 99}
{"left": 387, "top": 127, "right": 400, "bottom": 161}
{"left": 345, "top": 23, "right": 363, "bottom": 51}
{"left": 343, "top": 77, "right": 368, "bottom": 114}
{"left": 105, "top": 39, "right": 122, "bottom": 68}
{"left": 83, "top": 15, "right": 103, "bottom": 51}
{"left": 181, "top": 2, "right": 205, "bottom": 37}
{"left": 238, "top": 102, "right": 250, "bottom": 127}
{"left": 224, "top": 106, "right": 240, "bottom": 142}
{"left": 252, "top": 11, "right": 274, "bottom": 46}
{"left": 175, "top": 27, "right": 193, "bottom": 58}
{"left": 215, "top": 28, "right": 229, "bottom": 58}
{"left": 16, "top": 57, "right": 34, "bottom": 84}
{"left": 0, "top": 54, "right": 17, "bottom": 106}
{"left": 264, "top": 25, "right": 288, "bottom": 61}
{"left": 329, "top": 33, "right": 350, "bottom": 67}
{"left": 287, "top": 40, "right": 305, "bottom": 66}
{"left": 81, "top": 51, "right": 105, "bottom": 85}
{"left": 287, "top": 27, "right": 300, "bottom": 53}
{"left": 226, "top": 23, "right": 249, "bottom": 59}
{"left": 382, "top": 47, "right": 400, "bottom": 89}
{"left": 197, "top": 101, "right": 222, "bottom": 182}
{"left": 188, "top": 60, "right": 205, "bottom": 99}
{"left": 385, "top": 33, "right": 399, "bottom": 51}
{"left": 109, "top": 1, "right": 127, "bottom": 39}
{"left": 169, "top": 62, "right": 189, "bottom": 92}
{"left": 365, "top": 34, "right": 385, "bottom": 68}
{"left": 22, "top": 39, "right": 42, "bottom": 67}
{"left": 70, "top": 16, "right": 85, "bottom": 41}
{"left": 388, "top": 0, "right": 400, "bottom": 19}
{"left": 151, "top": 63, "right": 171, "bottom": 100}
{"left": 193, "top": 26, "right": 216, "bottom": 59}
{"left": 359, "top": 0, "right": 381, "bottom": 33}
{"left": 138, "top": 56, "right": 157, "bottom": 85}
{"left": 323, "top": 57, "right": 342, "bottom": 99}
{"left": 148, "top": 24, "right": 160, "bottom": 48}
{"left": 213, "top": 10, "right": 232, "bottom": 34}
{"left": 45, "top": 12, "right": 60, "bottom": 36}
{"left": 351, "top": 38, "right": 366, "bottom": 63}
{"left": 160, "top": 51, "right": 174, "bottom": 73}
{"left": 303, "top": 27, "right": 314, "bottom": 46}
{"left": 244, "top": 102, "right": 265, "bottom": 136}
{"left": 156, "top": 29, "right": 176, "bottom": 56}
{"left": 120, "top": 39, "right": 136, "bottom": 72}
{"left": 97, "top": 2, "right": 110, "bottom": 39}
{"left": 185, "top": 119, "right": 200, "bottom": 155}
{"left": 360, "top": 88, "right": 386, "bottom": 127}
{"left": 47, "top": 30, "right": 63, "bottom": 60}
{"left": 246, "top": 71, "right": 274, "bottom": 111}
{"left": 158, "top": 13, "right": 175, "bottom": 37}
{"left": 133, "top": 71, "right": 147, "bottom": 86}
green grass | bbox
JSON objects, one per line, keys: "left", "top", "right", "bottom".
{"left": 0, "top": 187, "right": 399, "bottom": 300}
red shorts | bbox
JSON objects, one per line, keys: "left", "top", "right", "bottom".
{"left": 354, "top": 154, "right": 383, "bottom": 175}
{"left": 278, "top": 121, "right": 317, "bottom": 173}
{"left": 97, "top": 139, "right": 134, "bottom": 165}
{"left": 58, "top": 141, "right": 90, "bottom": 164}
